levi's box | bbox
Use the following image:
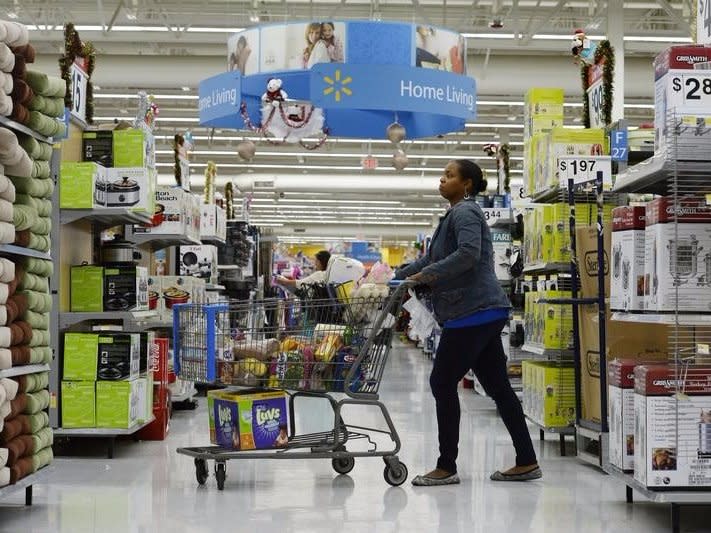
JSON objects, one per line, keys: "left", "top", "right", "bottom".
{"left": 59, "top": 162, "right": 107, "bottom": 209}
{"left": 71, "top": 265, "right": 104, "bottom": 312}
{"left": 653, "top": 45, "right": 711, "bottom": 156}
{"left": 645, "top": 196, "right": 711, "bottom": 312}
{"left": 207, "top": 389, "right": 289, "bottom": 450}
{"left": 608, "top": 359, "right": 642, "bottom": 472}
{"left": 634, "top": 365, "right": 711, "bottom": 488}
{"left": 610, "top": 207, "right": 646, "bottom": 312}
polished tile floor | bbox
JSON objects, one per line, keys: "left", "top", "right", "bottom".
{"left": 0, "top": 342, "right": 709, "bottom": 533}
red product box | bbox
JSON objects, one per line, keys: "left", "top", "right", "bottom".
{"left": 150, "top": 337, "right": 169, "bottom": 384}
{"left": 654, "top": 45, "right": 711, "bottom": 80}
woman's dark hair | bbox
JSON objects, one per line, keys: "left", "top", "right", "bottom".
{"left": 315, "top": 250, "right": 331, "bottom": 270}
{"left": 237, "top": 36, "right": 247, "bottom": 48}
{"left": 454, "top": 159, "right": 487, "bottom": 195}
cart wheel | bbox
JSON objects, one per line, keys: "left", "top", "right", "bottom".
{"left": 332, "top": 456, "right": 355, "bottom": 475}
{"left": 383, "top": 462, "right": 408, "bottom": 487}
{"left": 215, "top": 462, "right": 226, "bottom": 491}
{"left": 195, "top": 458, "right": 208, "bottom": 486}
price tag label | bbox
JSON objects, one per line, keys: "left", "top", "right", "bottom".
{"left": 482, "top": 208, "right": 510, "bottom": 225}
{"left": 698, "top": 0, "right": 711, "bottom": 45}
{"left": 70, "top": 62, "right": 88, "bottom": 122}
{"left": 558, "top": 156, "right": 612, "bottom": 188}
{"left": 669, "top": 72, "right": 711, "bottom": 110}
{"left": 587, "top": 79, "right": 605, "bottom": 129}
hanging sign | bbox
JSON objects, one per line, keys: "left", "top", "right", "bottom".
{"left": 698, "top": 0, "right": 711, "bottom": 45}
{"left": 198, "top": 71, "right": 242, "bottom": 127}
{"left": 558, "top": 155, "right": 612, "bottom": 188}
{"left": 610, "top": 127, "right": 628, "bottom": 162}
{"left": 587, "top": 62, "right": 605, "bottom": 129}
{"left": 69, "top": 60, "right": 88, "bottom": 123}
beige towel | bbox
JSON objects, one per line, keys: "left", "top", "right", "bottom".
{"left": 1, "top": 377, "right": 18, "bottom": 401}
{"left": 0, "top": 21, "right": 29, "bottom": 48}
{"left": 0, "top": 258, "right": 15, "bottom": 283}
{"left": 0, "top": 43, "right": 13, "bottom": 73}
{"left": 0, "top": 175, "right": 14, "bottom": 203}
{"left": 0, "top": 72, "right": 11, "bottom": 95}
{"left": 0, "top": 92, "right": 11, "bottom": 117}
{"left": 0, "top": 199, "right": 13, "bottom": 223}
{"left": 0, "top": 348, "right": 9, "bottom": 370}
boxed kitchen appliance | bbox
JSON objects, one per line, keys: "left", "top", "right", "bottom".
{"left": 96, "top": 167, "right": 155, "bottom": 213}
{"left": 96, "top": 333, "right": 141, "bottom": 381}
{"left": 82, "top": 131, "right": 114, "bottom": 167}
{"left": 135, "top": 186, "right": 187, "bottom": 236}
{"left": 645, "top": 196, "right": 711, "bottom": 312}
{"left": 653, "top": 45, "right": 711, "bottom": 158}
{"left": 103, "top": 265, "right": 149, "bottom": 312}
{"left": 61, "top": 381, "right": 96, "bottom": 428}
{"left": 158, "top": 276, "right": 193, "bottom": 319}
{"left": 200, "top": 204, "right": 228, "bottom": 242}
{"left": 71, "top": 265, "right": 104, "bottom": 312}
{"left": 611, "top": 206, "right": 646, "bottom": 312}
{"left": 59, "top": 162, "right": 108, "bottom": 209}
{"left": 608, "top": 359, "right": 642, "bottom": 471}
{"left": 96, "top": 379, "right": 141, "bottom": 429}
{"left": 112, "top": 128, "right": 155, "bottom": 169}
{"left": 634, "top": 364, "right": 711, "bottom": 488}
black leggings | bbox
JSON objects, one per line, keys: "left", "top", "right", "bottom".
{"left": 430, "top": 319, "right": 537, "bottom": 473}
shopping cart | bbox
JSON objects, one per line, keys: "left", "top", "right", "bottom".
{"left": 173, "top": 280, "right": 412, "bottom": 490}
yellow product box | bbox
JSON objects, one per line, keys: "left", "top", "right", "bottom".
{"left": 539, "top": 205, "right": 556, "bottom": 263}
{"left": 532, "top": 134, "right": 551, "bottom": 194}
{"left": 551, "top": 204, "right": 571, "bottom": 263}
{"left": 537, "top": 363, "right": 576, "bottom": 428}
{"left": 541, "top": 290, "right": 574, "bottom": 350}
{"left": 524, "top": 88, "right": 565, "bottom": 118}
{"left": 522, "top": 360, "right": 534, "bottom": 416}
{"left": 526, "top": 115, "right": 564, "bottom": 138}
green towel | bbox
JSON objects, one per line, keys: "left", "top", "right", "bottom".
{"left": 28, "top": 412, "right": 49, "bottom": 434}
{"left": 13, "top": 204, "right": 38, "bottom": 232}
{"left": 29, "top": 216, "right": 50, "bottom": 236}
{"left": 20, "top": 290, "right": 51, "bottom": 313}
{"left": 9, "top": 177, "right": 54, "bottom": 198}
{"left": 27, "top": 111, "right": 65, "bottom": 138}
{"left": 31, "top": 427, "right": 52, "bottom": 452}
{"left": 34, "top": 198, "right": 51, "bottom": 217}
{"left": 24, "top": 71, "right": 66, "bottom": 98}
{"left": 14, "top": 193, "right": 36, "bottom": 208}
{"left": 17, "top": 135, "right": 52, "bottom": 161}
{"left": 28, "top": 95, "right": 64, "bottom": 119}
{"left": 21, "top": 258, "right": 53, "bottom": 278}
{"left": 22, "top": 310, "right": 49, "bottom": 330}
{"left": 31, "top": 160, "right": 50, "bottom": 180}
{"left": 29, "top": 233, "right": 50, "bottom": 253}
{"left": 30, "top": 347, "right": 51, "bottom": 364}
{"left": 23, "top": 390, "right": 49, "bottom": 415}
{"left": 18, "top": 272, "right": 49, "bottom": 293}
{"left": 31, "top": 446, "right": 53, "bottom": 473}
{"left": 24, "top": 372, "right": 48, "bottom": 393}
{"left": 29, "top": 330, "right": 49, "bottom": 347}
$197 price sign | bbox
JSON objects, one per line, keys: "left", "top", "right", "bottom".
{"left": 557, "top": 156, "right": 612, "bottom": 188}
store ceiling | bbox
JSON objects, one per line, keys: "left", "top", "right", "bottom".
{"left": 6, "top": 0, "right": 692, "bottom": 240}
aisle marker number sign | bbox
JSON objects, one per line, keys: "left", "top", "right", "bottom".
{"left": 70, "top": 62, "right": 88, "bottom": 123}
{"left": 587, "top": 62, "right": 605, "bottom": 129}
{"left": 558, "top": 156, "right": 612, "bottom": 188}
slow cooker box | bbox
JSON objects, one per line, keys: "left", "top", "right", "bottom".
{"left": 610, "top": 206, "right": 646, "bottom": 312}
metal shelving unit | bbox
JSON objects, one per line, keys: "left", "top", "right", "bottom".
{"left": 525, "top": 415, "right": 575, "bottom": 456}
{"left": 59, "top": 208, "right": 152, "bottom": 227}
{"left": 611, "top": 312, "right": 711, "bottom": 326}
{"left": 54, "top": 417, "right": 156, "bottom": 459}
{"left": 0, "top": 244, "right": 52, "bottom": 261}
{"left": 0, "top": 116, "right": 54, "bottom": 144}
{"left": 201, "top": 235, "right": 226, "bottom": 246}
{"left": 613, "top": 156, "right": 707, "bottom": 195}
{"left": 58, "top": 310, "right": 158, "bottom": 330}
{"left": 126, "top": 226, "right": 201, "bottom": 250}
{"left": 522, "top": 262, "right": 571, "bottom": 274}
{"left": 521, "top": 344, "right": 574, "bottom": 358}
{"left": 0, "top": 466, "right": 51, "bottom": 507}
{"left": 0, "top": 364, "right": 51, "bottom": 379}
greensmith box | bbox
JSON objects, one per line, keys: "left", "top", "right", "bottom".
{"left": 96, "top": 380, "right": 140, "bottom": 429}
{"left": 61, "top": 381, "right": 96, "bottom": 428}
{"left": 71, "top": 265, "right": 104, "bottom": 312}
{"left": 59, "top": 162, "right": 106, "bottom": 209}
{"left": 63, "top": 333, "right": 99, "bottom": 381}
{"left": 113, "top": 129, "right": 154, "bottom": 168}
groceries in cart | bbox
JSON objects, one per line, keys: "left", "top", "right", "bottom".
{"left": 208, "top": 389, "right": 289, "bottom": 451}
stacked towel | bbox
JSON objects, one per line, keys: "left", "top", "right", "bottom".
{"left": 0, "top": 128, "right": 32, "bottom": 178}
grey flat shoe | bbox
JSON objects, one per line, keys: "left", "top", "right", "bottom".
{"left": 490, "top": 466, "right": 542, "bottom": 482}
{"left": 412, "top": 472, "right": 461, "bottom": 486}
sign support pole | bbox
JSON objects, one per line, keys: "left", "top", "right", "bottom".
{"left": 608, "top": 0, "right": 625, "bottom": 123}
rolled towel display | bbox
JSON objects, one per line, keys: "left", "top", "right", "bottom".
{"left": 0, "top": 283, "right": 8, "bottom": 305}
{"left": 11, "top": 44, "right": 35, "bottom": 64}
{"left": 0, "top": 400, "right": 10, "bottom": 420}
{"left": 8, "top": 102, "right": 28, "bottom": 126}
{"left": 0, "top": 92, "right": 11, "bottom": 117}
{"left": 27, "top": 111, "right": 64, "bottom": 138}
{"left": 32, "top": 427, "right": 52, "bottom": 452}
{"left": 5, "top": 434, "right": 33, "bottom": 466}
{"left": 1, "top": 377, "right": 18, "bottom": 401}
{"left": 9, "top": 455, "right": 32, "bottom": 484}
{"left": 13, "top": 229, "right": 29, "bottom": 248}
{"left": 23, "top": 390, "right": 49, "bottom": 415}
{"left": 0, "top": 259, "right": 18, "bottom": 284}
{"left": 31, "top": 160, "right": 50, "bottom": 179}
{"left": 28, "top": 95, "right": 64, "bottom": 119}
{"left": 0, "top": 447, "right": 7, "bottom": 467}
{"left": 10, "top": 176, "right": 53, "bottom": 197}
{"left": 10, "top": 346, "right": 30, "bottom": 366}
{"left": 10, "top": 79, "right": 34, "bottom": 106}
{"left": 8, "top": 393, "right": 27, "bottom": 420}
{"left": 0, "top": 222, "right": 14, "bottom": 244}
{"left": 0, "top": 176, "right": 15, "bottom": 203}
{"left": 4, "top": 152, "right": 32, "bottom": 179}
{"left": 0, "top": 349, "right": 9, "bottom": 370}
{"left": 28, "top": 233, "right": 50, "bottom": 253}
{"left": 0, "top": 127, "right": 27, "bottom": 166}
{"left": 18, "top": 135, "right": 52, "bottom": 161}
{"left": 24, "top": 71, "right": 65, "bottom": 98}
{"left": 0, "top": 466, "right": 9, "bottom": 487}
{"left": 33, "top": 198, "right": 51, "bottom": 217}
{"left": 30, "top": 347, "right": 51, "bottom": 364}
{"left": 0, "top": 44, "right": 14, "bottom": 73}
{"left": 21, "top": 258, "right": 52, "bottom": 278}
{"left": 11, "top": 322, "right": 33, "bottom": 344}
{"left": 0, "top": 198, "right": 13, "bottom": 223}
{"left": 0, "top": 305, "right": 7, "bottom": 326}
{"left": 1, "top": 22, "right": 29, "bottom": 48}
{"left": 13, "top": 372, "right": 48, "bottom": 394}
{"left": 10, "top": 54, "right": 25, "bottom": 79}
{"left": 20, "top": 291, "right": 50, "bottom": 313}
{"left": 0, "top": 416, "right": 28, "bottom": 443}
{"left": 1, "top": 72, "right": 12, "bottom": 95}
{"left": 12, "top": 204, "right": 37, "bottom": 232}
{"left": 28, "top": 330, "right": 49, "bottom": 347}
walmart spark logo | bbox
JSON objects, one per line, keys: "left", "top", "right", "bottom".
{"left": 322, "top": 69, "right": 352, "bottom": 102}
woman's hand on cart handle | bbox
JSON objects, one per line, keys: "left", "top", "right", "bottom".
{"left": 388, "top": 278, "right": 418, "bottom": 288}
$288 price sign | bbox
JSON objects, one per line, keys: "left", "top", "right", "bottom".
{"left": 670, "top": 73, "right": 711, "bottom": 108}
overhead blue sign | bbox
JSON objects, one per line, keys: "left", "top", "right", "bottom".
{"left": 198, "top": 71, "right": 242, "bottom": 127}
{"left": 610, "top": 127, "right": 628, "bottom": 162}
{"left": 309, "top": 63, "right": 476, "bottom": 120}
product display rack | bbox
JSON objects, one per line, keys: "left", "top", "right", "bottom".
{"left": 59, "top": 208, "right": 152, "bottom": 227}
{"left": 522, "top": 262, "right": 572, "bottom": 274}
{"left": 0, "top": 244, "right": 52, "bottom": 261}
{"left": 125, "top": 225, "right": 201, "bottom": 251}
{"left": 0, "top": 364, "right": 51, "bottom": 379}
{"left": 0, "top": 116, "right": 54, "bottom": 144}
{"left": 54, "top": 417, "right": 156, "bottom": 459}
{"left": 603, "top": 116, "right": 711, "bottom": 532}
{"left": 201, "top": 235, "right": 226, "bottom": 246}
{"left": 57, "top": 310, "right": 158, "bottom": 330}
{"left": 0, "top": 466, "right": 51, "bottom": 506}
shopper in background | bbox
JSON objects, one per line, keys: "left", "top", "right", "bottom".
{"left": 276, "top": 250, "right": 331, "bottom": 290}
{"left": 396, "top": 159, "right": 541, "bottom": 486}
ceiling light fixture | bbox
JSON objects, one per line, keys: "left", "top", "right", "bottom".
{"left": 7, "top": 12, "right": 18, "bottom": 19}
{"left": 26, "top": 25, "right": 245, "bottom": 33}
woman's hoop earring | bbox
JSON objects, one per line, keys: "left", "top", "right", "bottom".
{"left": 463, "top": 189, "right": 470, "bottom": 200}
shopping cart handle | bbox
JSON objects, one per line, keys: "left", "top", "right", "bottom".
{"left": 388, "top": 279, "right": 416, "bottom": 288}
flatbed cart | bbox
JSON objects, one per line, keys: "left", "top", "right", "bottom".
{"left": 173, "top": 280, "right": 412, "bottom": 490}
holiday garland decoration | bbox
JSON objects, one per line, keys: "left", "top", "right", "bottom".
{"left": 240, "top": 102, "right": 330, "bottom": 150}
{"left": 58, "top": 23, "right": 97, "bottom": 123}
{"left": 580, "top": 40, "right": 615, "bottom": 128}
{"left": 204, "top": 161, "right": 217, "bottom": 205}
{"left": 497, "top": 143, "right": 511, "bottom": 193}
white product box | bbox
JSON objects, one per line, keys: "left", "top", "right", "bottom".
{"left": 179, "top": 245, "right": 218, "bottom": 284}
{"left": 135, "top": 186, "right": 187, "bottom": 235}
{"left": 98, "top": 167, "right": 156, "bottom": 213}
{"left": 653, "top": 46, "right": 711, "bottom": 158}
{"left": 147, "top": 275, "right": 160, "bottom": 312}
{"left": 200, "top": 204, "right": 228, "bottom": 242}
{"left": 135, "top": 266, "right": 149, "bottom": 311}
{"left": 608, "top": 359, "right": 639, "bottom": 472}
{"left": 491, "top": 228, "right": 512, "bottom": 282}
{"left": 191, "top": 278, "right": 207, "bottom": 305}
{"left": 159, "top": 276, "right": 194, "bottom": 320}
{"left": 190, "top": 194, "right": 202, "bottom": 241}
{"left": 645, "top": 196, "right": 711, "bottom": 312}
{"left": 634, "top": 365, "right": 711, "bottom": 488}
{"left": 611, "top": 206, "right": 646, "bottom": 312}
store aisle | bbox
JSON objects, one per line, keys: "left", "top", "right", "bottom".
{"left": 0, "top": 341, "right": 707, "bottom": 533}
